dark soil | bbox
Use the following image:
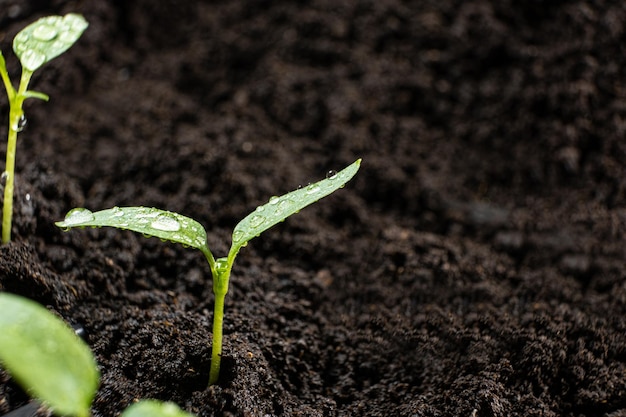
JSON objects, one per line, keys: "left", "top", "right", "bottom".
{"left": 1, "top": 1, "right": 626, "bottom": 416}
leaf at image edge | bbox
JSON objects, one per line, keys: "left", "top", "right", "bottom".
{"left": 0, "top": 293, "right": 99, "bottom": 417}
{"left": 120, "top": 400, "right": 196, "bottom": 417}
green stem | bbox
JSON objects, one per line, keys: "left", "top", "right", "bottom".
{"left": 2, "top": 116, "right": 17, "bottom": 243}
{"left": 205, "top": 248, "right": 235, "bottom": 386}
{"left": 208, "top": 286, "right": 226, "bottom": 386}
{"left": 1, "top": 70, "right": 32, "bottom": 243}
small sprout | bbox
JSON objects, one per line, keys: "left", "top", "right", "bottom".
{"left": 0, "top": 293, "right": 99, "bottom": 417}
{"left": 57, "top": 159, "right": 361, "bottom": 386}
{"left": 0, "top": 14, "right": 88, "bottom": 243}
{"left": 0, "top": 293, "right": 197, "bottom": 417}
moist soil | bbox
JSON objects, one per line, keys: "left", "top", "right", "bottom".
{"left": 1, "top": 1, "right": 626, "bottom": 416}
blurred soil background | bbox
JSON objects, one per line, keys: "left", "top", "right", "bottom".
{"left": 1, "top": 1, "right": 626, "bottom": 416}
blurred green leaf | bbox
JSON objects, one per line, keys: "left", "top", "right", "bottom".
{"left": 120, "top": 400, "right": 196, "bottom": 417}
{"left": 0, "top": 293, "right": 99, "bottom": 417}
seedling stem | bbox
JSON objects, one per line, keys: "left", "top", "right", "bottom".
{"left": 0, "top": 14, "right": 87, "bottom": 243}
{"left": 57, "top": 159, "right": 361, "bottom": 386}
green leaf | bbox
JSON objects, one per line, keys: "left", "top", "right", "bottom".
{"left": 120, "top": 400, "right": 196, "bottom": 417}
{"left": 13, "top": 14, "right": 88, "bottom": 72}
{"left": 230, "top": 159, "right": 361, "bottom": 254}
{"left": 0, "top": 293, "right": 99, "bottom": 417}
{"left": 55, "top": 207, "right": 208, "bottom": 250}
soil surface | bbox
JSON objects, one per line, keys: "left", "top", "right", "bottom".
{"left": 1, "top": 1, "right": 626, "bottom": 416}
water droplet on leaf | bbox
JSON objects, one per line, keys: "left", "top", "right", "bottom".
{"left": 63, "top": 208, "right": 95, "bottom": 225}
{"left": 20, "top": 49, "right": 47, "bottom": 71}
{"left": 59, "top": 30, "right": 79, "bottom": 43}
{"left": 305, "top": 184, "right": 320, "bottom": 194}
{"left": 269, "top": 196, "right": 280, "bottom": 204}
{"left": 250, "top": 214, "right": 265, "bottom": 228}
{"left": 33, "top": 24, "right": 58, "bottom": 41}
{"left": 232, "top": 230, "right": 244, "bottom": 242}
{"left": 14, "top": 32, "right": 29, "bottom": 44}
{"left": 273, "top": 198, "right": 294, "bottom": 215}
{"left": 66, "top": 14, "right": 89, "bottom": 32}
{"left": 326, "top": 170, "right": 337, "bottom": 179}
{"left": 150, "top": 214, "right": 181, "bottom": 232}
{"left": 215, "top": 258, "right": 229, "bottom": 274}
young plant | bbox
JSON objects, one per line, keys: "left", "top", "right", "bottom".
{"left": 0, "top": 14, "right": 88, "bottom": 243}
{"left": 0, "top": 292, "right": 196, "bottom": 417}
{"left": 56, "top": 159, "right": 361, "bottom": 386}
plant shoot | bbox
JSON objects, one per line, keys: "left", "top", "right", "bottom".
{"left": 56, "top": 159, "right": 361, "bottom": 386}
{"left": 0, "top": 14, "right": 88, "bottom": 243}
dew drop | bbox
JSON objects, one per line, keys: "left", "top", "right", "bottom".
{"left": 51, "top": 40, "right": 65, "bottom": 50}
{"left": 111, "top": 206, "right": 124, "bottom": 217}
{"left": 1, "top": 171, "right": 9, "bottom": 185}
{"left": 66, "top": 14, "right": 89, "bottom": 32}
{"left": 232, "top": 230, "right": 244, "bottom": 242}
{"left": 14, "top": 32, "right": 29, "bottom": 44}
{"left": 215, "top": 258, "right": 229, "bottom": 274}
{"left": 43, "top": 16, "right": 58, "bottom": 25}
{"left": 305, "top": 184, "right": 321, "bottom": 194}
{"left": 33, "top": 24, "right": 58, "bottom": 41}
{"left": 18, "top": 115, "right": 27, "bottom": 131}
{"left": 72, "top": 323, "right": 86, "bottom": 340}
{"left": 249, "top": 214, "right": 265, "bottom": 228}
{"left": 150, "top": 214, "right": 181, "bottom": 232}
{"left": 59, "top": 30, "right": 79, "bottom": 43}
{"left": 269, "top": 196, "right": 280, "bottom": 204}
{"left": 255, "top": 205, "right": 265, "bottom": 212}
{"left": 20, "top": 49, "right": 46, "bottom": 71}
{"left": 274, "top": 199, "right": 294, "bottom": 215}
{"left": 12, "top": 115, "right": 27, "bottom": 132}
{"left": 326, "top": 170, "right": 337, "bottom": 179}
{"left": 63, "top": 208, "right": 95, "bottom": 226}
{"left": 14, "top": 42, "right": 27, "bottom": 52}
{"left": 195, "top": 236, "right": 206, "bottom": 247}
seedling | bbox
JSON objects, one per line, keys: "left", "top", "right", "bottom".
{"left": 0, "top": 292, "right": 195, "bottom": 417}
{"left": 0, "top": 14, "right": 88, "bottom": 243}
{"left": 56, "top": 159, "right": 361, "bottom": 385}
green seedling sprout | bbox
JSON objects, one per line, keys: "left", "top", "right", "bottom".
{"left": 0, "top": 14, "right": 88, "bottom": 243}
{"left": 0, "top": 292, "right": 196, "bottom": 417}
{"left": 56, "top": 159, "right": 361, "bottom": 385}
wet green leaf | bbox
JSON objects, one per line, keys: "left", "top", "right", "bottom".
{"left": 0, "top": 293, "right": 99, "bottom": 417}
{"left": 55, "top": 207, "right": 208, "bottom": 250}
{"left": 13, "top": 14, "right": 88, "bottom": 72}
{"left": 230, "top": 159, "right": 361, "bottom": 254}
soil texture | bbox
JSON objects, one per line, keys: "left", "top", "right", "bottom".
{"left": 1, "top": 1, "right": 626, "bottom": 416}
